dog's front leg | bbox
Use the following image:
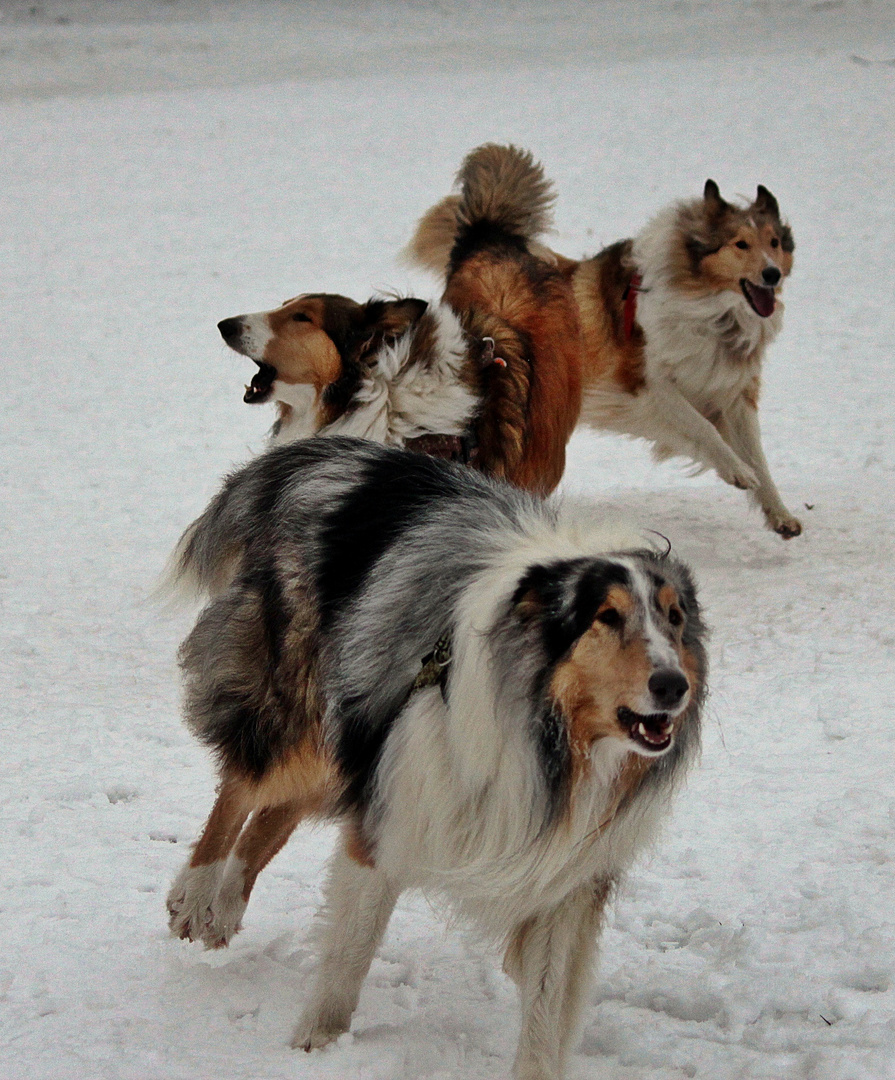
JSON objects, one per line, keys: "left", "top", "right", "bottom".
{"left": 644, "top": 375, "right": 760, "bottom": 491}
{"left": 717, "top": 397, "right": 802, "bottom": 538}
{"left": 292, "top": 833, "right": 400, "bottom": 1051}
{"left": 504, "top": 879, "right": 613, "bottom": 1080}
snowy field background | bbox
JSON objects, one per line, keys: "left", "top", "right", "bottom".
{"left": 2, "top": 1, "right": 894, "bottom": 1077}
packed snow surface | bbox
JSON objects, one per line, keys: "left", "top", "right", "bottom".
{"left": 1, "top": 2, "right": 894, "bottom": 1077}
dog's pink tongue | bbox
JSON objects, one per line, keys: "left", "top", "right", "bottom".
{"left": 744, "top": 280, "right": 776, "bottom": 318}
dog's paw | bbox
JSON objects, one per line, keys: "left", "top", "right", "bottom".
{"left": 767, "top": 512, "right": 802, "bottom": 539}
{"left": 166, "top": 862, "right": 240, "bottom": 946}
{"left": 719, "top": 458, "right": 759, "bottom": 491}
{"left": 512, "top": 1055, "right": 562, "bottom": 1080}
{"left": 291, "top": 1008, "right": 352, "bottom": 1052}
{"left": 199, "top": 875, "right": 248, "bottom": 949}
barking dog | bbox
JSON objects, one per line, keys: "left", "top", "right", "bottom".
{"left": 165, "top": 438, "right": 706, "bottom": 1079}
{"left": 410, "top": 149, "right": 801, "bottom": 537}
{"left": 218, "top": 293, "right": 481, "bottom": 461}
{"left": 217, "top": 145, "right": 581, "bottom": 495}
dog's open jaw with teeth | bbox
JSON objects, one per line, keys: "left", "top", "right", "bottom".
{"left": 618, "top": 707, "right": 675, "bottom": 752}
{"left": 243, "top": 360, "right": 277, "bottom": 403}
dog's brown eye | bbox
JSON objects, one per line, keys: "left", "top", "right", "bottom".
{"left": 735, "top": 240, "right": 750, "bottom": 250}
{"left": 596, "top": 608, "right": 623, "bottom": 629}
{"left": 292, "top": 312, "right": 312, "bottom": 323}
{"left": 771, "top": 238, "right": 779, "bottom": 248}
{"left": 668, "top": 607, "right": 683, "bottom": 627}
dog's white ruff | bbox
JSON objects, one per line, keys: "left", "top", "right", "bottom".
{"left": 273, "top": 305, "right": 478, "bottom": 447}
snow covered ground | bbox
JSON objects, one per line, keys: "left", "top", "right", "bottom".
{"left": 1, "top": 1, "right": 894, "bottom": 1077}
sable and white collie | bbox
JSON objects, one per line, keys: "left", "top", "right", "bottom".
{"left": 166, "top": 438, "right": 707, "bottom": 1079}
{"left": 409, "top": 147, "right": 801, "bottom": 537}
{"left": 216, "top": 146, "right": 581, "bottom": 495}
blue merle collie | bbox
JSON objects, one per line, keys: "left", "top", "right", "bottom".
{"left": 166, "top": 437, "right": 706, "bottom": 1080}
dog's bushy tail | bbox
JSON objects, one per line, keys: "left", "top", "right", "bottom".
{"left": 157, "top": 466, "right": 263, "bottom": 606}
{"left": 404, "top": 143, "right": 555, "bottom": 277}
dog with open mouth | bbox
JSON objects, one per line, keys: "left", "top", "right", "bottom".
{"left": 217, "top": 145, "right": 582, "bottom": 496}
{"left": 218, "top": 292, "right": 481, "bottom": 463}
{"left": 409, "top": 152, "right": 801, "bottom": 537}
{"left": 165, "top": 437, "right": 707, "bottom": 1079}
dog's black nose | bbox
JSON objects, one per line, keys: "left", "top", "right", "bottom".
{"left": 648, "top": 669, "right": 689, "bottom": 709}
{"left": 761, "top": 266, "right": 781, "bottom": 287}
{"left": 218, "top": 317, "right": 243, "bottom": 343}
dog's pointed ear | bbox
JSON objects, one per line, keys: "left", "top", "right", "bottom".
{"left": 753, "top": 184, "right": 780, "bottom": 219}
{"left": 703, "top": 178, "right": 726, "bottom": 209}
{"left": 369, "top": 298, "right": 429, "bottom": 338}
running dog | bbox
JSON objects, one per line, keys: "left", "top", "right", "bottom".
{"left": 166, "top": 438, "right": 707, "bottom": 1079}
{"left": 217, "top": 146, "right": 581, "bottom": 495}
{"left": 409, "top": 148, "right": 801, "bottom": 537}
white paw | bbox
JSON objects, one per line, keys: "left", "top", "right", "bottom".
{"left": 167, "top": 863, "right": 222, "bottom": 942}
{"left": 291, "top": 1008, "right": 352, "bottom": 1051}
{"left": 765, "top": 511, "right": 802, "bottom": 539}
{"left": 717, "top": 456, "right": 759, "bottom": 491}
{"left": 202, "top": 873, "right": 248, "bottom": 948}
{"left": 166, "top": 862, "right": 244, "bottom": 948}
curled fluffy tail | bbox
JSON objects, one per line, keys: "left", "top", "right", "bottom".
{"left": 404, "top": 143, "right": 556, "bottom": 277}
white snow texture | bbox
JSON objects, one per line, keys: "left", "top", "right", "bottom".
{"left": 1, "top": 2, "right": 893, "bottom": 1078}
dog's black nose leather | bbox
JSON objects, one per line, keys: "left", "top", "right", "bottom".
{"left": 761, "top": 266, "right": 781, "bottom": 286}
{"left": 648, "top": 669, "right": 689, "bottom": 709}
{"left": 218, "top": 317, "right": 242, "bottom": 343}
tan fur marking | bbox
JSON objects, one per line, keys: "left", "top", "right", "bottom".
{"left": 250, "top": 737, "right": 337, "bottom": 810}
{"left": 656, "top": 584, "right": 679, "bottom": 614}
{"left": 188, "top": 776, "right": 254, "bottom": 868}
{"left": 699, "top": 232, "right": 768, "bottom": 295}
{"left": 549, "top": 590, "right": 654, "bottom": 782}
{"left": 743, "top": 374, "right": 762, "bottom": 409}
{"left": 263, "top": 296, "right": 343, "bottom": 389}
{"left": 679, "top": 644, "right": 702, "bottom": 700}
{"left": 599, "top": 586, "right": 637, "bottom": 619}
{"left": 343, "top": 818, "right": 376, "bottom": 869}
{"left": 234, "top": 800, "right": 308, "bottom": 901}
{"left": 403, "top": 194, "right": 462, "bottom": 275}
{"left": 672, "top": 208, "right": 792, "bottom": 300}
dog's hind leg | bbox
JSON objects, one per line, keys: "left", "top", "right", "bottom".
{"left": 504, "top": 879, "right": 613, "bottom": 1080}
{"left": 167, "top": 774, "right": 253, "bottom": 944}
{"left": 292, "top": 831, "right": 400, "bottom": 1051}
{"left": 203, "top": 798, "right": 309, "bottom": 949}
{"left": 717, "top": 395, "right": 802, "bottom": 539}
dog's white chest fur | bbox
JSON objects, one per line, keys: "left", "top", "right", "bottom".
{"left": 637, "top": 287, "right": 776, "bottom": 413}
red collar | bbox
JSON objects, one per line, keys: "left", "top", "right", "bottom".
{"left": 623, "top": 273, "right": 642, "bottom": 341}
